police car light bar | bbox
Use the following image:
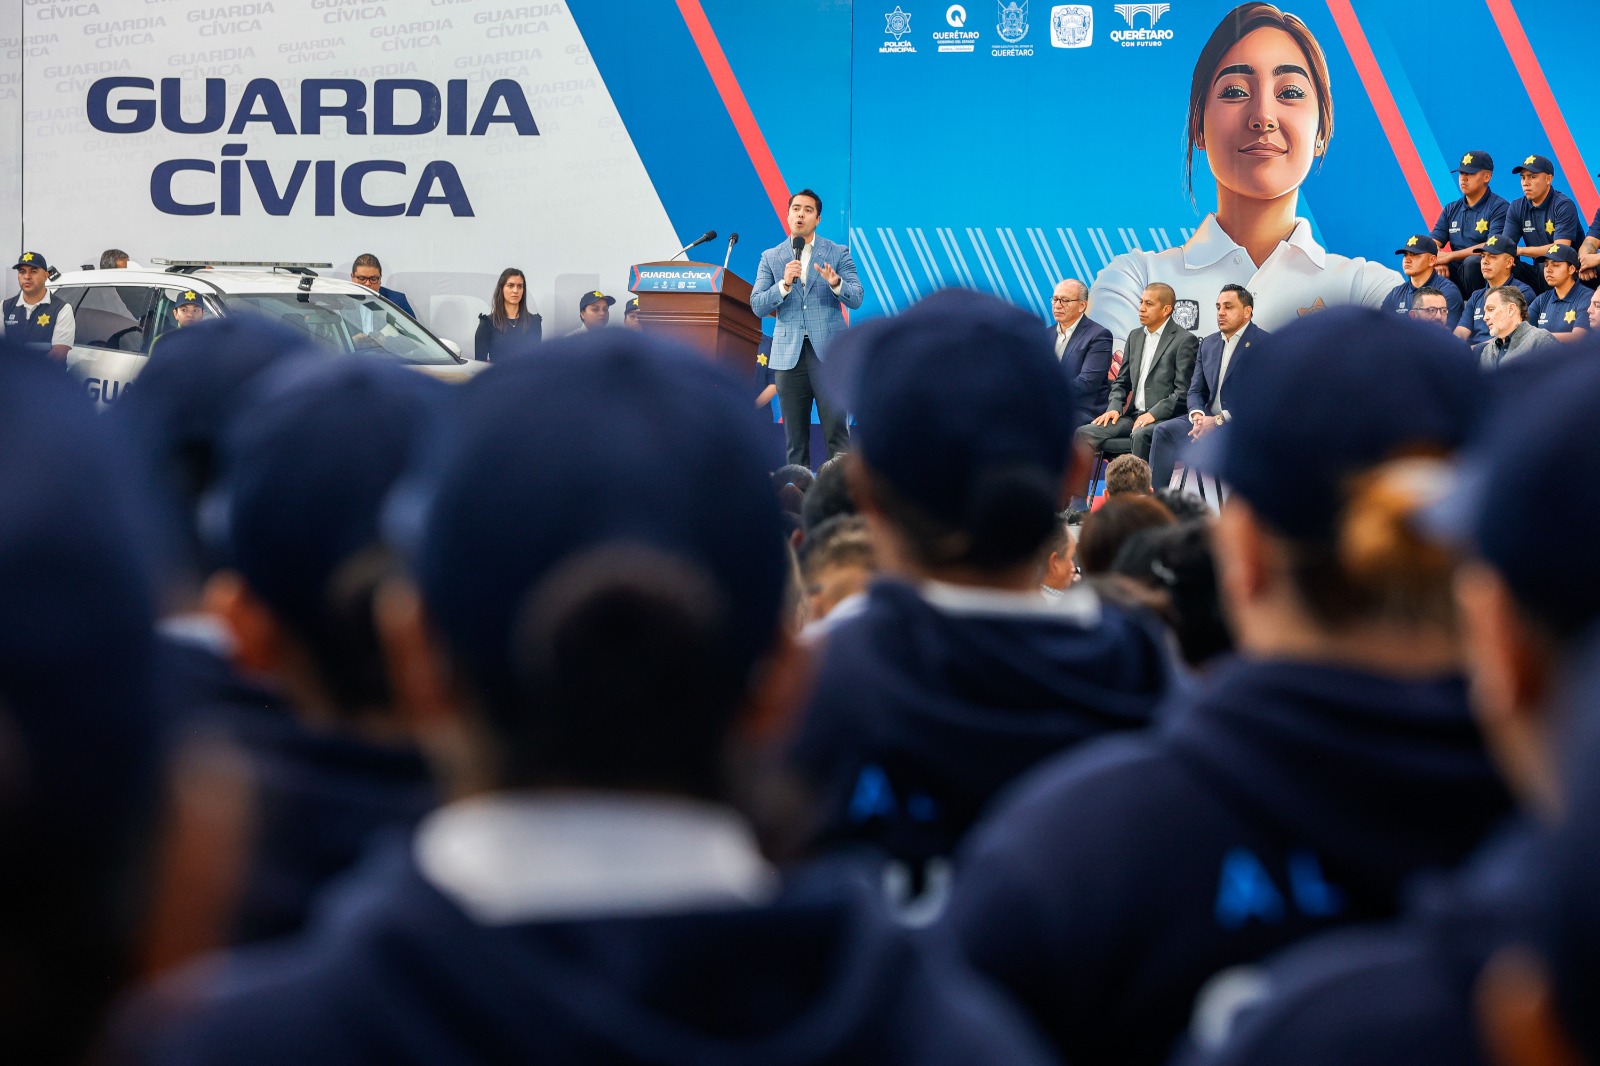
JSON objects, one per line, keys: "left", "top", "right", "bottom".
{"left": 151, "top": 259, "right": 332, "bottom": 276}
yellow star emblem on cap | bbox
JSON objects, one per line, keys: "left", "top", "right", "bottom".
{"left": 1547, "top": 221, "right": 1557, "bottom": 235}
{"left": 36, "top": 312, "right": 49, "bottom": 326}
{"left": 1566, "top": 309, "right": 1577, "bottom": 324}
{"left": 20, "top": 252, "right": 32, "bottom": 262}
{"left": 1486, "top": 235, "right": 1499, "bottom": 246}
{"left": 1406, "top": 236, "right": 1419, "bottom": 247}
{"left": 1525, "top": 155, "right": 1538, "bottom": 165}
{"left": 1476, "top": 219, "right": 1489, "bottom": 234}
{"left": 592, "top": 291, "right": 603, "bottom": 297}
{"left": 1550, "top": 244, "right": 1561, "bottom": 255}
{"left": 1462, "top": 153, "right": 1474, "bottom": 166}
{"left": 184, "top": 291, "right": 196, "bottom": 300}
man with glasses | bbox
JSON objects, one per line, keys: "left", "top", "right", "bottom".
{"left": 349, "top": 254, "right": 416, "bottom": 320}
{"left": 1406, "top": 288, "right": 1454, "bottom": 328}
{"left": 1050, "top": 278, "right": 1112, "bottom": 431}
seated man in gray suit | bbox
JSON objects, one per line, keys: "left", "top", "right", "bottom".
{"left": 1077, "top": 282, "right": 1198, "bottom": 471}
{"left": 1147, "top": 283, "right": 1266, "bottom": 489}
{"left": 750, "top": 188, "right": 865, "bottom": 468}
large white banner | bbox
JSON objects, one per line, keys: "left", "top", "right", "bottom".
{"left": 15, "top": 0, "right": 677, "bottom": 349}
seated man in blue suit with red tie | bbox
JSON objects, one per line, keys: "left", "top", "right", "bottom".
{"left": 1148, "top": 283, "right": 1267, "bottom": 490}
{"left": 750, "top": 189, "right": 865, "bottom": 468}
{"left": 1049, "top": 278, "right": 1112, "bottom": 429}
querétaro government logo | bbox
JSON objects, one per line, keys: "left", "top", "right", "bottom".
{"left": 1049, "top": 4, "right": 1091, "bottom": 48}
{"left": 992, "top": 0, "right": 1033, "bottom": 56}
{"left": 882, "top": 5, "right": 916, "bottom": 52}
{"left": 1110, "top": 2, "right": 1173, "bottom": 47}
{"left": 934, "top": 4, "right": 980, "bottom": 52}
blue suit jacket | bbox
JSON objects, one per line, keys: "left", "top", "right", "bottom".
{"left": 1050, "top": 317, "right": 1113, "bottom": 430}
{"left": 1186, "top": 320, "right": 1267, "bottom": 416}
{"left": 750, "top": 235, "right": 864, "bottom": 371}
{"left": 380, "top": 286, "right": 416, "bottom": 320}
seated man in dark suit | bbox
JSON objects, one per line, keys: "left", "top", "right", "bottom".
{"left": 1077, "top": 282, "right": 1199, "bottom": 475}
{"left": 1148, "top": 284, "right": 1267, "bottom": 488}
{"left": 1049, "top": 278, "right": 1112, "bottom": 429}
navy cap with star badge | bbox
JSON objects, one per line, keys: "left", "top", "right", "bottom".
{"left": 1395, "top": 234, "right": 1441, "bottom": 256}
{"left": 1482, "top": 234, "right": 1514, "bottom": 257}
{"left": 11, "top": 251, "right": 49, "bottom": 271}
{"left": 1452, "top": 151, "right": 1493, "bottom": 175}
{"left": 1513, "top": 154, "right": 1555, "bottom": 175}
{"left": 1545, "top": 244, "right": 1580, "bottom": 267}
{"left": 174, "top": 289, "right": 203, "bottom": 309}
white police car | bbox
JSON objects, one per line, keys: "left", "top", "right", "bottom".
{"left": 49, "top": 260, "right": 481, "bottom": 408}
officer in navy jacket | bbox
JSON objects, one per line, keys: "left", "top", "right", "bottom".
{"left": 125, "top": 329, "right": 1056, "bottom": 1066}
{"left": 942, "top": 308, "right": 1513, "bottom": 1066}
{"left": 784, "top": 289, "right": 1170, "bottom": 909}
{"left": 2, "top": 251, "right": 74, "bottom": 358}
{"left": 1175, "top": 344, "right": 1600, "bottom": 1066}
{"left": 750, "top": 188, "right": 864, "bottom": 468}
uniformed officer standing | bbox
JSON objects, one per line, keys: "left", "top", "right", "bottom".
{"left": 1429, "top": 151, "right": 1508, "bottom": 299}
{"left": 1, "top": 252, "right": 75, "bottom": 359}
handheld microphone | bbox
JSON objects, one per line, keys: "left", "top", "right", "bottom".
{"left": 789, "top": 235, "right": 805, "bottom": 287}
{"left": 721, "top": 232, "right": 739, "bottom": 272}
{"left": 669, "top": 230, "right": 717, "bottom": 261}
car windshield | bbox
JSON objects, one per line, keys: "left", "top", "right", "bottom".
{"left": 225, "top": 291, "right": 460, "bottom": 365}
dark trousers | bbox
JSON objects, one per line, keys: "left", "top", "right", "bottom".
{"left": 1147, "top": 415, "right": 1195, "bottom": 489}
{"left": 775, "top": 338, "right": 849, "bottom": 468}
{"left": 1449, "top": 255, "right": 1486, "bottom": 299}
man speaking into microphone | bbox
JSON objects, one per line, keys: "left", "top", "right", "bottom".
{"left": 750, "top": 188, "right": 864, "bottom": 467}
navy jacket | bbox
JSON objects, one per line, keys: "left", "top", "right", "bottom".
{"left": 1176, "top": 825, "right": 1540, "bottom": 1066}
{"left": 944, "top": 657, "right": 1513, "bottom": 1066}
{"left": 1050, "top": 316, "right": 1113, "bottom": 430}
{"left": 787, "top": 580, "right": 1169, "bottom": 877}
{"left": 379, "top": 286, "right": 415, "bottom": 320}
{"left": 1186, "top": 321, "right": 1267, "bottom": 417}
{"left": 128, "top": 845, "right": 1057, "bottom": 1066}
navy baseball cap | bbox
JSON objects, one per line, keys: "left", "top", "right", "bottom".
{"left": 1514, "top": 154, "right": 1555, "bottom": 175}
{"left": 402, "top": 329, "right": 788, "bottom": 714}
{"left": 12, "top": 251, "right": 48, "bottom": 271}
{"left": 1421, "top": 341, "right": 1600, "bottom": 640}
{"left": 1196, "top": 306, "right": 1482, "bottom": 542}
{"left": 209, "top": 358, "right": 447, "bottom": 641}
{"left": 832, "top": 287, "right": 1077, "bottom": 546}
{"left": 579, "top": 290, "right": 615, "bottom": 312}
{"left": 624, "top": 297, "right": 640, "bottom": 315}
{"left": 1452, "top": 151, "right": 1493, "bottom": 174}
{"left": 1396, "top": 235, "right": 1440, "bottom": 256}
{"left": 1544, "top": 243, "right": 1580, "bottom": 266}
{"left": 1482, "top": 234, "right": 1514, "bottom": 257}
{"left": 173, "top": 288, "right": 203, "bottom": 308}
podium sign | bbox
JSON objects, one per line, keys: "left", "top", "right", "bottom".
{"left": 628, "top": 261, "right": 761, "bottom": 374}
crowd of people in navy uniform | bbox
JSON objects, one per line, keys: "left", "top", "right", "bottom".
{"left": 8, "top": 159, "right": 1600, "bottom": 1066}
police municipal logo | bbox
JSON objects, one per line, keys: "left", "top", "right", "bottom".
{"left": 1049, "top": 4, "right": 1091, "bottom": 47}
{"left": 1111, "top": 2, "right": 1173, "bottom": 46}
{"left": 881, "top": 5, "right": 916, "bottom": 52}
{"left": 991, "top": 0, "right": 1033, "bottom": 55}
{"left": 1173, "top": 299, "right": 1200, "bottom": 332}
{"left": 934, "top": 3, "right": 980, "bottom": 51}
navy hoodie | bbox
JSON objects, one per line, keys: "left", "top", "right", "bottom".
{"left": 788, "top": 579, "right": 1169, "bottom": 875}
{"left": 127, "top": 843, "right": 1058, "bottom": 1066}
{"left": 156, "top": 634, "right": 436, "bottom": 944}
{"left": 1173, "top": 823, "right": 1540, "bottom": 1066}
{"left": 944, "top": 656, "right": 1513, "bottom": 1066}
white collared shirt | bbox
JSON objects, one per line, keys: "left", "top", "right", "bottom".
{"left": 1055, "top": 318, "right": 1080, "bottom": 359}
{"left": 1134, "top": 320, "right": 1166, "bottom": 411}
{"left": 1088, "top": 212, "right": 1400, "bottom": 355}
{"left": 920, "top": 577, "right": 1101, "bottom": 628}
{"left": 1191, "top": 327, "right": 1246, "bottom": 417}
{"left": 780, "top": 236, "right": 844, "bottom": 299}
{"left": 415, "top": 792, "right": 778, "bottom": 926}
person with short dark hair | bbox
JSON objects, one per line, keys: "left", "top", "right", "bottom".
{"left": 785, "top": 289, "right": 1170, "bottom": 910}
{"left": 800, "top": 514, "right": 877, "bottom": 627}
{"left": 1500, "top": 155, "right": 1583, "bottom": 291}
{"left": 944, "top": 308, "right": 1511, "bottom": 1066}
{"left": 1038, "top": 511, "right": 1077, "bottom": 596}
{"left": 1105, "top": 454, "right": 1154, "bottom": 497}
{"left": 1456, "top": 235, "right": 1535, "bottom": 346}
{"left": 1154, "top": 488, "right": 1212, "bottom": 521}
{"left": 3, "top": 251, "right": 74, "bottom": 358}
{"left": 127, "top": 329, "right": 1058, "bottom": 1066}
{"left": 1079, "top": 282, "right": 1200, "bottom": 476}
{"left": 1526, "top": 244, "right": 1593, "bottom": 342}
{"left": 1382, "top": 235, "right": 1464, "bottom": 328}
{"left": 473, "top": 267, "right": 541, "bottom": 361}
{"left": 350, "top": 253, "right": 416, "bottom": 319}
{"left": 750, "top": 189, "right": 865, "bottom": 468}
{"left": 799, "top": 454, "right": 856, "bottom": 539}
{"left": 1430, "top": 151, "right": 1508, "bottom": 299}
{"left": 1076, "top": 494, "right": 1175, "bottom": 577}
{"left": 100, "top": 247, "right": 130, "bottom": 270}
{"left": 1480, "top": 284, "right": 1559, "bottom": 368}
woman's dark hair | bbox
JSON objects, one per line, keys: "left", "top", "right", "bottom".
{"left": 862, "top": 461, "right": 1062, "bottom": 572}
{"left": 1184, "top": 3, "right": 1334, "bottom": 198}
{"left": 1077, "top": 496, "right": 1176, "bottom": 577}
{"left": 490, "top": 267, "right": 527, "bottom": 331}
{"left": 1112, "top": 520, "right": 1233, "bottom": 667}
{"left": 800, "top": 457, "right": 856, "bottom": 535}
{"left": 1153, "top": 488, "right": 1213, "bottom": 522}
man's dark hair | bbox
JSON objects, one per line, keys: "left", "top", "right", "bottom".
{"left": 1037, "top": 510, "right": 1073, "bottom": 565}
{"left": 1111, "top": 520, "right": 1233, "bottom": 667}
{"left": 1413, "top": 286, "right": 1446, "bottom": 302}
{"left": 1153, "top": 488, "right": 1211, "bottom": 522}
{"left": 1105, "top": 454, "right": 1153, "bottom": 497}
{"left": 98, "top": 248, "right": 128, "bottom": 269}
{"left": 1077, "top": 495, "right": 1176, "bottom": 576}
{"left": 353, "top": 253, "right": 381, "bottom": 273}
{"left": 1220, "top": 283, "right": 1254, "bottom": 308}
{"left": 790, "top": 188, "right": 822, "bottom": 214}
{"left": 801, "top": 514, "right": 876, "bottom": 577}
{"left": 801, "top": 456, "right": 855, "bottom": 534}
{"left": 1488, "top": 284, "right": 1528, "bottom": 319}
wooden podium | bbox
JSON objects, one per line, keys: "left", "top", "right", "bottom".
{"left": 628, "top": 261, "right": 762, "bottom": 373}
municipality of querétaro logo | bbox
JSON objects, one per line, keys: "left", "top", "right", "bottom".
{"left": 885, "top": 6, "right": 913, "bottom": 38}
{"left": 1050, "top": 5, "right": 1092, "bottom": 47}
{"left": 997, "top": 0, "right": 1028, "bottom": 42}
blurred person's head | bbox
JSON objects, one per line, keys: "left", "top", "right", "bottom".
{"left": 800, "top": 515, "right": 877, "bottom": 621}
{"left": 799, "top": 456, "right": 856, "bottom": 540}
{"left": 1076, "top": 495, "right": 1176, "bottom": 577}
{"left": 1111, "top": 520, "right": 1233, "bottom": 668}
{"left": 1038, "top": 511, "right": 1077, "bottom": 591}
{"left": 1105, "top": 454, "right": 1154, "bottom": 497}
{"left": 1154, "top": 488, "right": 1212, "bottom": 522}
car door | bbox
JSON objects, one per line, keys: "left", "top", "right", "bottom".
{"left": 56, "top": 283, "right": 163, "bottom": 409}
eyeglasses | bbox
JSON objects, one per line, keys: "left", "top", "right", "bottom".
{"left": 1052, "top": 296, "right": 1084, "bottom": 304}
{"left": 1409, "top": 306, "right": 1450, "bottom": 317}
{"left": 352, "top": 273, "right": 381, "bottom": 284}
